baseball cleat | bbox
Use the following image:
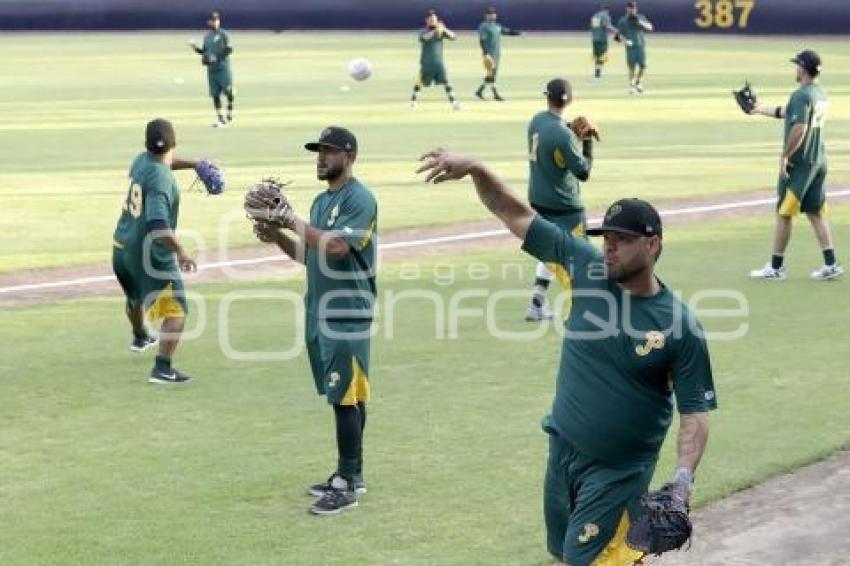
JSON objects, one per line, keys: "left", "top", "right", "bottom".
{"left": 474, "top": 88, "right": 485, "bottom": 100}
{"left": 451, "top": 101, "right": 462, "bottom": 111}
{"left": 130, "top": 334, "right": 158, "bottom": 353}
{"left": 749, "top": 264, "right": 788, "bottom": 281}
{"left": 493, "top": 91, "right": 505, "bottom": 102}
{"left": 634, "top": 82, "right": 644, "bottom": 94}
{"left": 308, "top": 473, "right": 367, "bottom": 497}
{"left": 525, "top": 305, "right": 555, "bottom": 321}
{"left": 149, "top": 367, "right": 193, "bottom": 384}
{"left": 810, "top": 264, "right": 844, "bottom": 281}
{"left": 409, "top": 100, "right": 418, "bottom": 110}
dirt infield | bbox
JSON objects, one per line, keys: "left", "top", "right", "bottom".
{"left": 655, "top": 450, "right": 850, "bottom": 566}
{"left": 4, "top": 189, "right": 849, "bottom": 307}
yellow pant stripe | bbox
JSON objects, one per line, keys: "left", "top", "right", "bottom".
{"left": 340, "top": 357, "right": 370, "bottom": 406}
{"left": 145, "top": 282, "right": 185, "bottom": 322}
{"left": 778, "top": 190, "right": 801, "bottom": 217}
{"left": 591, "top": 511, "right": 645, "bottom": 566}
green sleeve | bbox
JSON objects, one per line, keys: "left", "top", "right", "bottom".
{"left": 559, "top": 130, "right": 589, "bottom": 178}
{"left": 602, "top": 13, "right": 611, "bottom": 27}
{"left": 672, "top": 320, "right": 718, "bottom": 414}
{"left": 143, "top": 174, "right": 172, "bottom": 224}
{"left": 521, "top": 215, "right": 598, "bottom": 267}
{"left": 617, "top": 17, "right": 628, "bottom": 34}
{"left": 786, "top": 92, "right": 811, "bottom": 125}
{"left": 333, "top": 191, "right": 377, "bottom": 251}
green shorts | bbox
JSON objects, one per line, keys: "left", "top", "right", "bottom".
{"left": 592, "top": 41, "right": 609, "bottom": 63}
{"left": 306, "top": 319, "right": 372, "bottom": 406}
{"left": 112, "top": 245, "right": 188, "bottom": 319}
{"left": 418, "top": 64, "right": 449, "bottom": 87}
{"left": 207, "top": 68, "right": 233, "bottom": 98}
{"left": 776, "top": 161, "right": 828, "bottom": 217}
{"left": 543, "top": 415, "right": 654, "bottom": 565}
{"left": 626, "top": 47, "right": 646, "bottom": 69}
{"left": 531, "top": 205, "right": 587, "bottom": 238}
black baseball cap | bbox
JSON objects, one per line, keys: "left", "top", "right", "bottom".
{"left": 305, "top": 126, "right": 358, "bottom": 154}
{"left": 790, "top": 50, "right": 821, "bottom": 76}
{"left": 485, "top": 6, "right": 497, "bottom": 14}
{"left": 587, "top": 198, "right": 662, "bottom": 238}
{"left": 209, "top": 11, "right": 221, "bottom": 20}
{"left": 544, "top": 78, "right": 571, "bottom": 103}
{"left": 145, "top": 118, "right": 176, "bottom": 154}
{"left": 626, "top": 1, "right": 637, "bottom": 8}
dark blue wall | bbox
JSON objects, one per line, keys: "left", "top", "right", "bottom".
{"left": 1, "top": 0, "right": 848, "bottom": 34}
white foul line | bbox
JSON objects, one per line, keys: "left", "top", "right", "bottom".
{"left": 2, "top": 190, "right": 849, "bottom": 296}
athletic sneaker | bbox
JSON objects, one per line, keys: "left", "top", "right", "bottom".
{"left": 474, "top": 88, "right": 485, "bottom": 100}
{"left": 149, "top": 366, "right": 193, "bottom": 384}
{"left": 451, "top": 101, "right": 462, "bottom": 111}
{"left": 749, "top": 264, "right": 788, "bottom": 281}
{"left": 634, "top": 82, "right": 644, "bottom": 94}
{"left": 309, "top": 476, "right": 358, "bottom": 515}
{"left": 810, "top": 263, "right": 845, "bottom": 281}
{"left": 493, "top": 91, "right": 505, "bottom": 102}
{"left": 308, "top": 473, "right": 367, "bottom": 497}
{"left": 409, "top": 100, "right": 418, "bottom": 110}
{"left": 629, "top": 85, "right": 637, "bottom": 96}
{"left": 525, "top": 304, "right": 555, "bottom": 321}
{"left": 130, "top": 334, "right": 158, "bottom": 353}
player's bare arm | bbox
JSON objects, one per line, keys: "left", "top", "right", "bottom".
{"left": 780, "top": 122, "right": 809, "bottom": 178}
{"left": 640, "top": 19, "right": 654, "bottom": 32}
{"left": 671, "top": 411, "right": 710, "bottom": 499}
{"left": 254, "top": 221, "right": 306, "bottom": 264}
{"left": 418, "top": 148, "right": 535, "bottom": 239}
{"left": 170, "top": 157, "right": 200, "bottom": 170}
{"left": 148, "top": 226, "right": 197, "bottom": 272}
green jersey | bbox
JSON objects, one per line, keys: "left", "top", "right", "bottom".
{"left": 419, "top": 27, "right": 452, "bottom": 68}
{"left": 617, "top": 14, "right": 650, "bottom": 49}
{"left": 590, "top": 9, "right": 612, "bottom": 43}
{"left": 478, "top": 20, "right": 509, "bottom": 59}
{"left": 784, "top": 83, "right": 828, "bottom": 166}
{"left": 305, "top": 178, "right": 378, "bottom": 322}
{"left": 527, "top": 111, "right": 589, "bottom": 212}
{"left": 522, "top": 216, "right": 717, "bottom": 464}
{"left": 113, "top": 152, "right": 180, "bottom": 269}
{"left": 202, "top": 28, "right": 232, "bottom": 73}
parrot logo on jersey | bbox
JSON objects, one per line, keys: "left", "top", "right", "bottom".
{"left": 327, "top": 204, "right": 340, "bottom": 227}
{"left": 635, "top": 330, "right": 666, "bottom": 356}
{"left": 578, "top": 523, "right": 600, "bottom": 544}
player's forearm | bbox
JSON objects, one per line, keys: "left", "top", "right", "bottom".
{"left": 756, "top": 104, "right": 784, "bottom": 119}
{"left": 274, "top": 231, "right": 306, "bottom": 264}
{"left": 468, "top": 162, "right": 535, "bottom": 239}
{"left": 171, "top": 158, "right": 199, "bottom": 171}
{"left": 676, "top": 412, "right": 709, "bottom": 474}
{"left": 574, "top": 140, "right": 593, "bottom": 181}
{"left": 291, "top": 218, "right": 349, "bottom": 261}
{"left": 149, "top": 226, "right": 185, "bottom": 256}
{"left": 782, "top": 124, "right": 808, "bottom": 159}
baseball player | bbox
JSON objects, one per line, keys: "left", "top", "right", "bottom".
{"left": 190, "top": 11, "right": 235, "bottom": 127}
{"left": 410, "top": 9, "right": 460, "bottom": 110}
{"left": 525, "top": 78, "right": 594, "bottom": 322}
{"left": 748, "top": 50, "right": 843, "bottom": 281}
{"left": 615, "top": 1, "right": 653, "bottom": 94}
{"left": 250, "top": 127, "right": 377, "bottom": 515}
{"left": 112, "top": 118, "right": 199, "bottom": 383}
{"left": 418, "top": 148, "right": 716, "bottom": 565}
{"left": 474, "top": 6, "right": 521, "bottom": 102}
{"left": 589, "top": 4, "right": 619, "bottom": 80}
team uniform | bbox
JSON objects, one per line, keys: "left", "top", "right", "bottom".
{"left": 590, "top": 9, "right": 613, "bottom": 69}
{"left": 417, "top": 27, "right": 452, "bottom": 86}
{"left": 201, "top": 28, "right": 233, "bottom": 99}
{"left": 776, "top": 84, "right": 829, "bottom": 216}
{"left": 305, "top": 178, "right": 378, "bottom": 412}
{"left": 521, "top": 216, "right": 718, "bottom": 564}
{"left": 475, "top": 17, "right": 518, "bottom": 100}
{"left": 616, "top": 14, "right": 649, "bottom": 70}
{"left": 112, "top": 152, "right": 187, "bottom": 322}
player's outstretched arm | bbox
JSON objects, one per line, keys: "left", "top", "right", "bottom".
{"left": 171, "top": 157, "right": 200, "bottom": 171}
{"left": 418, "top": 148, "right": 535, "bottom": 240}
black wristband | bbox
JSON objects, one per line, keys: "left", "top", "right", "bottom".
{"left": 582, "top": 139, "right": 594, "bottom": 161}
{"left": 774, "top": 106, "right": 782, "bottom": 119}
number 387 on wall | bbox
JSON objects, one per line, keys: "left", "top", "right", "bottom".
{"left": 695, "top": 0, "right": 755, "bottom": 29}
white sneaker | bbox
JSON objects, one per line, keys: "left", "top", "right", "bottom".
{"left": 451, "top": 101, "right": 461, "bottom": 111}
{"left": 749, "top": 263, "right": 787, "bottom": 281}
{"left": 409, "top": 100, "right": 417, "bottom": 109}
{"left": 525, "top": 305, "right": 555, "bottom": 321}
{"left": 212, "top": 120, "right": 227, "bottom": 128}
{"left": 810, "top": 264, "right": 844, "bottom": 281}
{"left": 634, "top": 82, "right": 644, "bottom": 94}
{"left": 629, "top": 86, "right": 637, "bottom": 96}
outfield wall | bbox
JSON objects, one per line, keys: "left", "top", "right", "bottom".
{"left": 1, "top": 0, "right": 848, "bottom": 34}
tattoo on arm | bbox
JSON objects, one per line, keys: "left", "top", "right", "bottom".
{"left": 677, "top": 412, "right": 709, "bottom": 473}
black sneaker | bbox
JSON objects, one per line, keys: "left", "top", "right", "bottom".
{"left": 493, "top": 91, "right": 505, "bottom": 102}
{"left": 309, "top": 484, "right": 358, "bottom": 515}
{"left": 130, "top": 334, "right": 158, "bottom": 353}
{"left": 474, "top": 88, "right": 486, "bottom": 101}
{"left": 308, "top": 473, "right": 366, "bottom": 496}
{"left": 149, "top": 366, "right": 192, "bottom": 384}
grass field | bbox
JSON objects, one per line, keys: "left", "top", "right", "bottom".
{"left": 2, "top": 209, "right": 849, "bottom": 564}
{"left": 1, "top": 32, "right": 850, "bottom": 271}
{"left": 2, "top": 29, "right": 850, "bottom": 565}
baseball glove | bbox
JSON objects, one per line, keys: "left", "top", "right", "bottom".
{"left": 244, "top": 177, "right": 295, "bottom": 228}
{"left": 733, "top": 81, "right": 758, "bottom": 114}
{"left": 194, "top": 159, "right": 225, "bottom": 195}
{"left": 570, "top": 116, "right": 601, "bottom": 142}
{"left": 626, "top": 484, "right": 692, "bottom": 556}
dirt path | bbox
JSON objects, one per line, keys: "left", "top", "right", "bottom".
{"left": 3, "top": 189, "right": 848, "bottom": 307}
{"left": 655, "top": 450, "right": 850, "bottom": 566}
